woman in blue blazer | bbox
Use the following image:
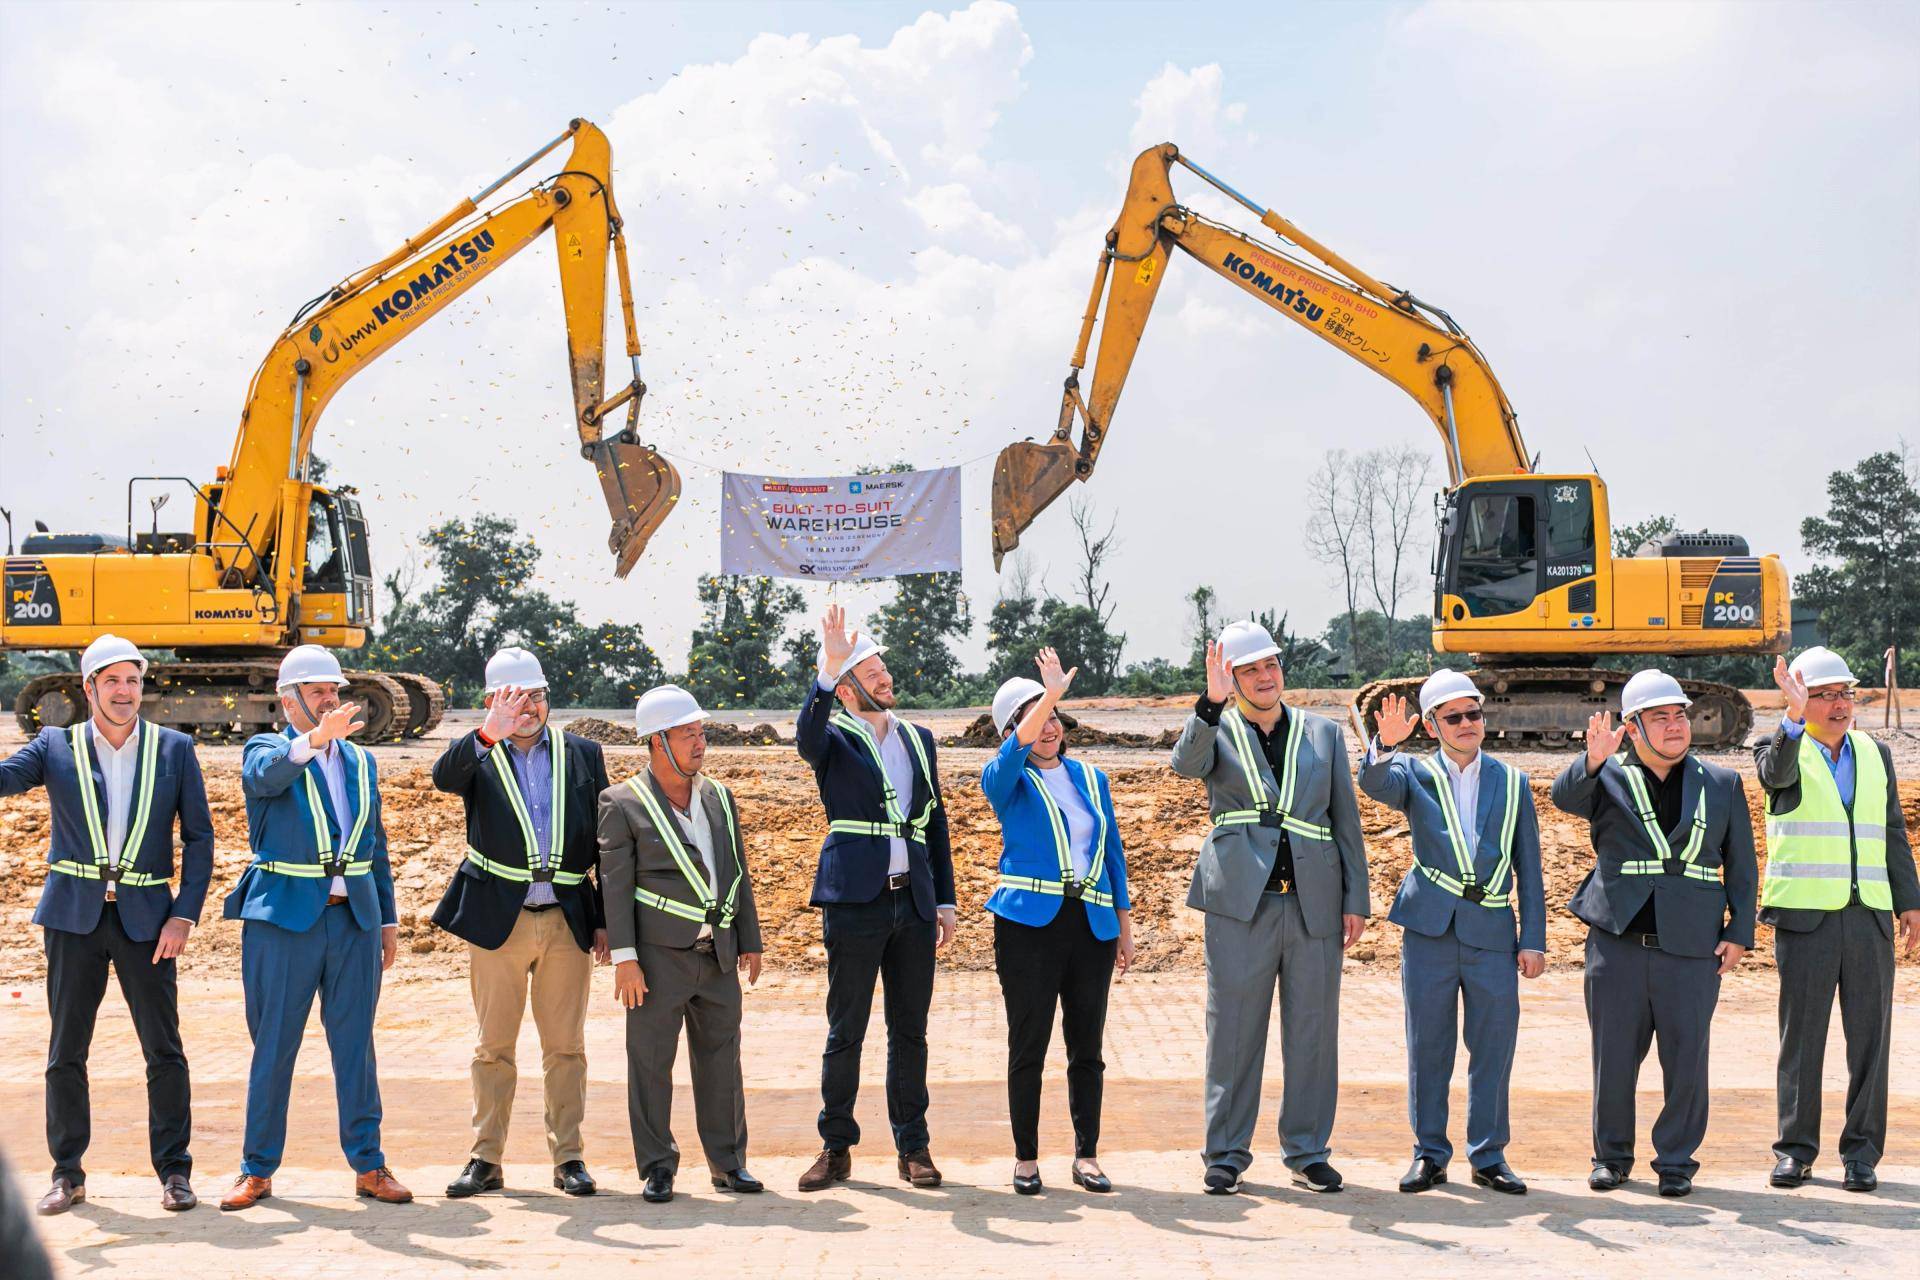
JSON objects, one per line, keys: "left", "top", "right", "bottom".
{"left": 981, "top": 649, "right": 1134, "bottom": 1195}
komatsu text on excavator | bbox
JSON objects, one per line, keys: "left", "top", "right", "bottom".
{"left": 2, "top": 119, "right": 680, "bottom": 740}
{"left": 990, "top": 143, "right": 1789, "bottom": 748}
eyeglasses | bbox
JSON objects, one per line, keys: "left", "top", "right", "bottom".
{"left": 522, "top": 691, "right": 551, "bottom": 706}
{"left": 1437, "top": 708, "right": 1484, "bottom": 726}
{"left": 1806, "top": 688, "right": 1855, "bottom": 704}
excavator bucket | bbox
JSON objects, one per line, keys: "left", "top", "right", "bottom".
{"left": 592, "top": 440, "right": 682, "bottom": 578}
{"left": 990, "top": 439, "right": 1082, "bottom": 569}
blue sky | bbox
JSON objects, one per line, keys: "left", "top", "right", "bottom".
{"left": 2, "top": 1, "right": 1915, "bottom": 674}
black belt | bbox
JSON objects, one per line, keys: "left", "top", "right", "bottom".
{"left": 886, "top": 872, "right": 912, "bottom": 891}
{"left": 522, "top": 902, "right": 559, "bottom": 914}
{"left": 1624, "top": 930, "right": 1661, "bottom": 949}
{"left": 1263, "top": 879, "right": 1295, "bottom": 895}
{"left": 692, "top": 936, "right": 717, "bottom": 956}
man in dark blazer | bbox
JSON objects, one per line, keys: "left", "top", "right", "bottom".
{"left": 431, "top": 647, "right": 609, "bottom": 1199}
{"left": 0, "top": 636, "right": 213, "bottom": 1215}
{"left": 1758, "top": 649, "right": 1920, "bottom": 1194}
{"left": 1552, "top": 667, "right": 1758, "bottom": 1198}
{"left": 794, "top": 604, "right": 955, "bottom": 1193}
{"left": 600, "top": 684, "right": 763, "bottom": 1204}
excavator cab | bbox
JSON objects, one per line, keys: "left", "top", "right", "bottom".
{"left": 297, "top": 489, "right": 375, "bottom": 642}
{"left": 1433, "top": 475, "right": 1601, "bottom": 630}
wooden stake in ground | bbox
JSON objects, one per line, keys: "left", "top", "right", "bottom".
{"left": 1887, "top": 646, "right": 1903, "bottom": 731}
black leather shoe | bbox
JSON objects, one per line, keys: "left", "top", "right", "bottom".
{"left": 1770, "top": 1155, "right": 1812, "bottom": 1188}
{"left": 1399, "top": 1157, "right": 1447, "bottom": 1193}
{"left": 447, "top": 1159, "right": 503, "bottom": 1198}
{"left": 1588, "top": 1164, "right": 1627, "bottom": 1191}
{"left": 710, "top": 1168, "right": 763, "bottom": 1193}
{"left": 37, "top": 1178, "right": 83, "bottom": 1215}
{"left": 1203, "top": 1164, "right": 1241, "bottom": 1195}
{"left": 1013, "top": 1169, "right": 1043, "bottom": 1196}
{"left": 1842, "top": 1161, "right": 1877, "bottom": 1193}
{"left": 642, "top": 1165, "right": 674, "bottom": 1203}
{"left": 1472, "top": 1162, "right": 1527, "bottom": 1195}
{"left": 1658, "top": 1172, "right": 1693, "bottom": 1198}
{"left": 1291, "top": 1162, "right": 1343, "bottom": 1193}
{"left": 553, "top": 1161, "right": 596, "bottom": 1196}
{"left": 1071, "top": 1163, "right": 1112, "bottom": 1193}
{"left": 161, "top": 1173, "right": 197, "bottom": 1211}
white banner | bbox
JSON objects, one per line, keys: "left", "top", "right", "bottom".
{"left": 719, "top": 467, "right": 963, "bottom": 582}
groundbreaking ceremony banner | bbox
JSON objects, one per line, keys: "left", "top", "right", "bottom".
{"left": 720, "top": 467, "right": 963, "bottom": 582}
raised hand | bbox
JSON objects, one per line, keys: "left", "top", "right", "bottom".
{"left": 1036, "top": 647, "right": 1077, "bottom": 699}
{"left": 312, "top": 700, "right": 365, "bottom": 748}
{"left": 1376, "top": 692, "right": 1420, "bottom": 749}
{"left": 1585, "top": 709, "right": 1627, "bottom": 773}
{"left": 481, "top": 685, "right": 530, "bottom": 742}
{"left": 1773, "top": 655, "right": 1808, "bottom": 723}
{"left": 1204, "top": 639, "right": 1234, "bottom": 704}
{"left": 821, "top": 603, "right": 856, "bottom": 678}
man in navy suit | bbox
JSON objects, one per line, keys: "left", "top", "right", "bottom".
{"left": 795, "top": 604, "right": 955, "bottom": 1193}
{"left": 0, "top": 636, "right": 213, "bottom": 1215}
{"left": 1360, "top": 671, "right": 1545, "bottom": 1196}
{"left": 216, "top": 646, "right": 411, "bottom": 1210}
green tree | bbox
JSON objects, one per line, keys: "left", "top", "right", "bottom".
{"left": 1798, "top": 448, "right": 1920, "bottom": 686}
{"left": 1611, "top": 513, "right": 1677, "bottom": 558}
{"left": 684, "top": 574, "right": 805, "bottom": 709}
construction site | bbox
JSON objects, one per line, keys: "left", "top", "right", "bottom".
{"left": 3, "top": 0, "right": 1918, "bottom": 1276}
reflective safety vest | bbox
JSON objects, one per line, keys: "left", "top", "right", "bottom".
{"left": 464, "top": 730, "right": 585, "bottom": 886}
{"left": 53, "top": 720, "right": 169, "bottom": 887}
{"left": 826, "top": 711, "right": 939, "bottom": 843}
{"left": 1415, "top": 753, "right": 1521, "bottom": 908}
{"left": 998, "top": 765, "right": 1114, "bottom": 908}
{"left": 1211, "top": 708, "right": 1332, "bottom": 841}
{"left": 624, "top": 775, "right": 743, "bottom": 927}
{"left": 1762, "top": 730, "right": 1892, "bottom": 911}
{"left": 256, "top": 742, "right": 374, "bottom": 878}
{"left": 1616, "top": 757, "right": 1719, "bottom": 884}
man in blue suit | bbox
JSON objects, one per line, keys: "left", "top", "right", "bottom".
{"left": 1359, "top": 671, "right": 1545, "bottom": 1196}
{"left": 794, "top": 604, "right": 955, "bottom": 1193}
{"left": 0, "top": 636, "right": 214, "bottom": 1215}
{"left": 217, "top": 646, "right": 411, "bottom": 1210}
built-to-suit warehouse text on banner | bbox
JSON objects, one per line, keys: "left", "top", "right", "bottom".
{"left": 719, "top": 468, "right": 962, "bottom": 582}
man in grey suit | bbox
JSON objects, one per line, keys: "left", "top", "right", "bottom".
{"left": 1552, "top": 668, "right": 1757, "bottom": 1198}
{"left": 599, "top": 685, "right": 764, "bottom": 1204}
{"left": 1759, "top": 649, "right": 1920, "bottom": 1194}
{"left": 1172, "top": 620, "right": 1370, "bottom": 1195}
{"left": 1360, "top": 671, "right": 1545, "bottom": 1196}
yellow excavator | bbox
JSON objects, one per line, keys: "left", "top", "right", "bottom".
{"left": 991, "top": 143, "right": 1790, "bottom": 748}
{"left": 1, "top": 118, "right": 680, "bottom": 740}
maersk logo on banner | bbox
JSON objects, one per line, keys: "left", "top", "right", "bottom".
{"left": 720, "top": 467, "right": 963, "bottom": 582}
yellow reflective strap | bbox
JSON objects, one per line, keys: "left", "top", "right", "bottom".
{"left": 624, "top": 776, "right": 742, "bottom": 923}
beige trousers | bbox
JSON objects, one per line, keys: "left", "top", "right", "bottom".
{"left": 467, "top": 907, "right": 592, "bottom": 1166}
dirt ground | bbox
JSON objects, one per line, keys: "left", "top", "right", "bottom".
{"left": 2, "top": 693, "right": 1918, "bottom": 984}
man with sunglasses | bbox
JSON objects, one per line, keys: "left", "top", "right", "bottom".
{"left": 432, "top": 648, "right": 610, "bottom": 1200}
{"left": 1759, "top": 648, "right": 1919, "bottom": 1194}
{"left": 1361, "top": 671, "right": 1545, "bottom": 1196}
{"left": 1551, "top": 668, "right": 1757, "bottom": 1198}
{"left": 1173, "top": 620, "right": 1371, "bottom": 1196}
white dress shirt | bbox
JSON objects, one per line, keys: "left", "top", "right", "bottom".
{"left": 611, "top": 776, "right": 721, "bottom": 966}
{"left": 91, "top": 724, "right": 140, "bottom": 900}
{"left": 1367, "top": 739, "right": 1483, "bottom": 849}
{"left": 1035, "top": 762, "right": 1096, "bottom": 881}
{"left": 287, "top": 732, "right": 355, "bottom": 897}
{"left": 817, "top": 672, "right": 954, "bottom": 911}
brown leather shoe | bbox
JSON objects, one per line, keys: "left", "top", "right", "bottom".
{"left": 161, "top": 1173, "right": 197, "bottom": 1211}
{"left": 355, "top": 1166, "right": 413, "bottom": 1204}
{"left": 797, "top": 1147, "right": 851, "bottom": 1192}
{"left": 219, "top": 1174, "right": 272, "bottom": 1211}
{"left": 897, "top": 1148, "right": 942, "bottom": 1188}
{"left": 36, "top": 1178, "right": 84, "bottom": 1215}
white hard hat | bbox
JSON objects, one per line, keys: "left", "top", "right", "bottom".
{"left": 1418, "top": 669, "right": 1483, "bottom": 719}
{"left": 635, "top": 684, "right": 709, "bottom": 739}
{"left": 276, "top": 644, "right": 349, "bottom": 691}
{"left": 80, "top": 634, "right": 147, "bottom": 683}
{"left": 1219, "top": 620, "right": 1281, "bottom": 669}
{"left": 1788, "top": 645, "right": 1857, "bottom": 689}
{"left": 822, "top": 634, "right": 887, "bottom": 682}
{"left": 992, "top": 677, "right": 1047, "bottom": 736}
{"left": 1620, "top": 668, "right": 1691, "bottom": 720}
{"left": 484, "top": 646, "right": 549, "bottom": 693}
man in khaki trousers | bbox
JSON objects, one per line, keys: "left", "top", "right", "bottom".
{"left": 430, "top": 648, "right": 610, "bottom": 1197}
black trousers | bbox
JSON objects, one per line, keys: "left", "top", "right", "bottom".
{"left": 818, "top": 888, "right": 937, "bottom": 1153}
{"left": 1774, "top": 903, "right": 1895, "bottom": 1167}
{"left": 994, "top": 899, "right": 1116, "bottom": 1161}
{"left": 44, "top": 905, "right": 192, "bottom": 1184}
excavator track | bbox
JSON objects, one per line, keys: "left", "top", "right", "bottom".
{"left": 1352, "top": 666, "right": 1755, "bottom": 752}
{"left": 14, "top": 663, "right": 442, "bottom": 745}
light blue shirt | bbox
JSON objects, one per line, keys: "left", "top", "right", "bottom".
{"left": 1782, "top": 719, "right": 1854, "bottom": 807}
{"left": 478, "top": 734, "right": 557, "bottom": 906}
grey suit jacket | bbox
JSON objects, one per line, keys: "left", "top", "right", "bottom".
{"left": 1170, "top": 706, "right": 1371, "bottom": 935}
{"left": 598, "top": 772, "right": 763, "bottom": 968}
{"left": 1550, "top": 753, "right": 1758, "bottom": 958}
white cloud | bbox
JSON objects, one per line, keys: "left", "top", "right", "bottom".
{"left": 1128, "top": 63, "right": 1248, "bottom": 156}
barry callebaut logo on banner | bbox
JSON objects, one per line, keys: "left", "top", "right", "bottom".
{"left": 719, "top": 468, "right": 962, "bottom": 582}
